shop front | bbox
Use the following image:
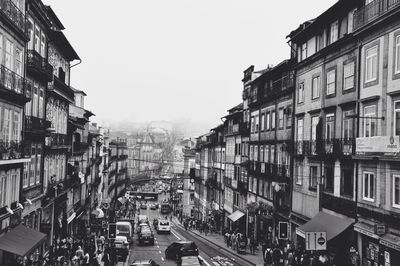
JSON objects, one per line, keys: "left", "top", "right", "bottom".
{"left": 256, "top": 197, "right": 274, "bottom": 244}
{"left": 227, "top": 209, "right": 245, "bottom": 233}
{"left": 355, "top": 221, "right": 400, "bottom": 266}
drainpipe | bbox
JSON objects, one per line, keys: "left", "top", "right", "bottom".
{"left": 355, "top": 40, "right": 362, "bottom": 221}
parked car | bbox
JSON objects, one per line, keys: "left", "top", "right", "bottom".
{"left": 150, "top": 203, "right": 157, "bottom": 210}
{"left": 137, "top": 223, "right": 150, "bottom": 234}
{"left": 138, "top": 227, "right": 155, "bottom": 245}
{"left": 138, "top": 215, "right": 149, "bottom": 224}
{"left": 157, "top": 220, "right": 171, "bottom": 234}
{"left": 140, "top": 203, "right": 147, "bottom": 210}
{"left": 165, "top": 241, "right": 199, "bottom": 261}
{"left": 130, "top": 259, "right": 159, "bottom": 266}
{"left": 178, "top": 256, "right": 203, "bottom": 266}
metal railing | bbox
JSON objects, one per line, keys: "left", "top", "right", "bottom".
{"left": 354, "top": 0, "right": 400, "bottom": 30}
{"left": 0, "top": 0, "right": 26, "bottom": 35}
{"left": 0, "top": 140, "right": 28, "bottom": 160}
{"left": 0, "top": 64, "right": 26, "bottom": 96}
{"left": 45, "top": 133, "right": 68, "bottom": 147}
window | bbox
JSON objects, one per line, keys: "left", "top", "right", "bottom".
{"left": 363, "top": 172, "right": 375, "bottom": 201}
{"left": 0, "top": 172, "right": 6, "bottom": 207}
{"left": 266, "top": 112, "right": 270, "bottom": 130}
{"left": 36, "top": 144, "right": 42, "bottom": 184}
{"left": 255, "top": 115, "right": 259, "bottom": 132}
{"left": 311, "top": 116, "right": 319, "bottom": 142}
{"left": 310, "top": 166, "right": 318, "bottom": 189}
{"left": 5, "top": 39, "right": 13, "bottom": 70}
{"left": 298, "top": 83, "right": 304, "bottom": 103}
{"left": 343, "top": 110, "right": 354, "bottom": 140}
{"left": 325, "top": 114, "right": 335, "bottom": 141}
{"left": 312, "top": 76, "right": 320, "bottom": 99}
{"left": 330, "top": 21, "right": 339, "bottom": 44}
{"left": 396, "top": 36, "right": 400, "bottom": 74}
{"left": 40, "top": 33, "right": 46, "bottom": 58}
{"left": 34, "top": 26, "right": 40, "bottom": 53}
{"left": 33, "top": 85, "right": 38, "bottom": 117}
{"left": 278, "top": 108, "right": 284, "bottom": 129}
{"left": 28, "top": 18, "right": 34, "bottom": 50}
{"left": 251, "top": 116, "right": 255, "bottom": 133}
{"left": 301, "top": 42, "right": 307, "bottom": 60}
{"left": 12, "top": 110, "right": 20, "bottom": 141}
{"left": 365, "top": 45, "right": 378, "bottom": 82}
{"left": 271, "top": 145, "right": 275, "bottom": 163}
{"left": 30, "top": 145, "right": 36, "bottom": 186}
{"left": 297, "top": 118, "right": 304, "bottom": 141}
{"left": 394, "top": 175, "right": 400, "bottom": 208}
{"left": 261, "top": 113, "right": 265, "bottom": 131}
{"left": 348, "top": 10, "right": 355, "bottom": 34}
{"left": 15, "top": 48, "right": 22, "bottom": 76}
{"left": 271, "top": 111, "right": 276, "bottom": 129}
{"left": 250, "top": 145, "right": 254, "bottom": 161}
{"left": 2, "top": 108, "right": 11, "bottom": 142}
{"left": 344, "top": 61, "right": 355, "bottom": 90}
{"left": 260, "top": 146, "right": 264, "bottom": 162}
{"left": 39, "top": 88, "right": 44, "bottom": 118}
{"left": 325, "top": 164, "right": 334, "bottom": 192}
{"left": 395, "top": 102, "right": 400, "bottom": 136}
{"left": 363, "top": 105, "right": 377, "bottom": 137}
{"left": 326, "top": 69, "right": 336, "bottom": 95}
{"left": 265, "top": 145, "right": 270, "bottom": 163}
{"left": 254, "top": 146, "right": 258, "bottom": 161}
{"left": 341, "top": 166, "right": 354, "bottom": 197}
{"left": 286, "top": 106, "right": 292, "bottom": 128}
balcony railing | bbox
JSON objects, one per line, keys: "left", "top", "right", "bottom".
{"left": 49, "top": 75, "right": 74, "bottom": 101}
{"left": 354, "top": 0, "right": 400, "bottom": 30}
{"left": 272, "top": 73, "right": 295, "bottom": 93}
{"left": 308, "top": 139, "right": 355, "bottom": 157}
{"left": 45, "top": 133, "right": 68, "bottom": 147}
{"left": 0, "top": 64, "right": 27, "bottom": 97}
{"left": 0, "top": 140, "right": 28, "bottom": 160}
{"left": 0, "top": 0, "right": 26, "bottom": 36}
{"left": 25, "top": 116, "right": 50, "bottom": 131}
{"left": 27, "top": 50, "right": 53, "bottom": 82}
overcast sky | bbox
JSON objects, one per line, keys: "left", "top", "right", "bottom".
{"left": 43, "top": 0, "right": 337, "bottom": 132}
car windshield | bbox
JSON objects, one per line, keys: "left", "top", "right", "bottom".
{"left": 159, "top": 221, "right": 169, "bottom": 226}
{"left": 183, "top": 243, "right": 195, "bottom": 249}
{"left": 117, "top": 224, "right": 130, "bottom": 232}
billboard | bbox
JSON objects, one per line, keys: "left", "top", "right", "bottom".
{"left": 356, "top": 136, "right": 400, "bottom": 154}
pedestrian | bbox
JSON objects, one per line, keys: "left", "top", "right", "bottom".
{"left": 204, "top": 222, "right": 209, "bottom": 236}
{"left": 75, "top": 246, "right": 84, "bottom": 260}
{"left": 264, "top": 247, "right": 273, "bottom": 266}
{"left": 272, "top": 245, "right": 283, "bottom": 266}
{"left": 231, "top": 233, "right": 237, "bottom": 251}
{"left": 102, "top": 246, "right": 110, "bottom": 266}
{"left": 249, "top": 235, "right": 256, "bottom": 255}
{"left": 184, "top": 220, "right": 188, "bottom": 231}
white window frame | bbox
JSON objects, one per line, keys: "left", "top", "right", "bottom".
{"left": 393, "top": 175, "right": 400, "bottom": 208}
{"left": 344, "top": 61, "right": 355, "bottom": 90}
{"left": 347, "top": 10, "right": 355, "bottom": 34}
{"left": 363, "top": 171, "right": 375, "bottom": 202}
{"left": 325, "top": 113, "right": 335, "bottom": 141}
{"left": 312, "top": 76, "right": 320, "bottom": 99}
{"left": 266, "top": 112, "right": 270, "bottom": 130}
{"left": 343, "top": 110, "right": 354, "bottom": 140}
{"left": 395, "top": 35, "right": 400, "bottom": 74}
{"left": 271, "top": 111, "right": 276, "bottom": 129}
{"left": 326, "top": 69, "right": 336, "bottom": 95}
{"left": 363, "top": 105, "right": 377, "bottom": 137}
{"left": 260, "top": 113, "right": 265, "bottom": 131}
{"left": 365, "top": 45, "right": 378, "bottom": 82}
{"left": 297, "top": 118, "right": 304, "bottom": 141}
{"left": 296, "top": 163, "right": 303, "bottom": 185}
{"left": 301, "top": 42, "right": 307, "bottom": 60}
{"left": 330, "top": 20, "right": 339, "bottom": 44}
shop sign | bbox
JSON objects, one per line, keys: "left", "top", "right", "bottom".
{"left": 380, "top": 239, "right": 400, "bottom": 252}
{"left": 67, "top": 212, "right": 76, "bottom": 224}
{"left": 356, "top": 136, "right": 400, "bottom": 154}
{"left": 354, "top": 225, "right": 379, "bottom": 239}
{"left": 374, "top": 224, "right": 386, "bottom": 235}
{"left": 305, "top": 231, "right": 326, "bottom": 251}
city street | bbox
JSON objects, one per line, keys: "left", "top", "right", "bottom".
{"left": 125, "top": 193, "right": 252, "bottom": 266}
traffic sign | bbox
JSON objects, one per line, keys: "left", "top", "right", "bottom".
{"left": 278, "top": 222, "right": 288, "bottom": 240}
{"left": 108, "top": 223, "right": 116, "bottom": 239}
{"left": 305, "top": 231, "right": 326, "bottom": 251}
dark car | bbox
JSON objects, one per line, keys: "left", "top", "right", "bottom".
{"left": 165, "top": 241, "right": 199, "bottom": 261}
{"left": 130, "top": 259, "right": 159, "bottom": 266}
{"left": 150, "top": 204, "right": 157, "bottom": 210}
{"left": 138, "top": 227, "right": 154, "bottom": 245}
{"left": 140, "top": 203, "right": 147, "bottom": 210}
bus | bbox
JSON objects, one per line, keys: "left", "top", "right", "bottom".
{"left": 160, "top": 203, "right": 171, "bottom": 214}
{"left": 124, "top": 191, "right": 158, "bottom": 201}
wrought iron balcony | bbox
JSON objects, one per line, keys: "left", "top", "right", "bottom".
{"left": 295, "top": 140, "right": 306, "bottom": 156}
{"left": 308, "top": 139, "right": 355, "bottom": 157}
{"left": 45, "top": 133, "right": 68, "bottom": 147}
{"left": 25, "top": 116, "right": 49, "bottom": 132}
{"left": 272, "top": 73, "right": 295, "bottom": 93}
{"left": 49, "top": 75, "right": 74, "bottom": 102}
{"left": 354, "top": 0, "right": 400, "bottom": 30}
{"left": 0, "top": 140, "right": 29, "bottom": 160}
{"left": 0, "top": 64, "right": 28, "bottom": 97}
{"left": 0, "top": 0, "right": 26, "bottom": 37}
{"left": 27, "top": 50, "right": 53, "bottom": 82}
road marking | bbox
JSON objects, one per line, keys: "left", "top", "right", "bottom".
{"left": 171, "top": 229, "right": 183, "bottom": 240}
{"left": 199, "top": 255, "right": 211, "bottom": 266}
{"left": 161, "top": 257, "right": 165, "bottom": 261}
{"left": 159, "top": 251, "right": 162, "bottom": 254}
{"left": 157, "top": 245, "right": 160, "bottom": 248}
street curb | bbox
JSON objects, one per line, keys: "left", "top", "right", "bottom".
{"left": 173, "top": 220, "right": 256, "bottom": 266}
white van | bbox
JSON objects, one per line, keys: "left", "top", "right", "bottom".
{"left": 157, "top": 220, "right": 171, "bottom": 234}
{"left": 116, "top": 221, "right": 133, "bottom": 244}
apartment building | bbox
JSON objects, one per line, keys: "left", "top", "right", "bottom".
{"left": 0, "top": 0, "right": 33, "bottom": 263}
{"left": 108, "top": 138, "right": 128, "bottom": 205}
{"left": 246, "top": 60, "right": 295, "bottom": 244}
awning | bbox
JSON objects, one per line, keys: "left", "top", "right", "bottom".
{"left": 92, "top": 208, "right": 105, "bottom": 219}
{"left": 228, "top": 210, "right": 245, "bottom": 222}
{"left": 296, "top": 212, "right": 354, "bottom": 241}
{"left": 0, "top": 224, "right": 46, "bottom": 256}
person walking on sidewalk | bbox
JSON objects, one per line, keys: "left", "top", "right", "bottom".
{"left": 264, "top": 247, "right": 273, "bottom": 266}
{"left": 231, "top": 233, "right": 237, "bottom": 251}
{"left": 249, "top": 235, "right": 256, "bottom": 255}
{"left": 204, "top": 222, "right": 209, "bottom": 236}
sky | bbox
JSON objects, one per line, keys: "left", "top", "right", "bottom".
{"left": 43, "top": 0, "right": 337, "bottom": 134}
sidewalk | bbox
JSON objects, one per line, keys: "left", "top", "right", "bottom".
{"left": 172, "top": 217, "right": 264, "bottom": 266}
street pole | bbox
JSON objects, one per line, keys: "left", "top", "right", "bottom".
{"left": 246, "top": 209, "right": 249, "bottom": 237}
